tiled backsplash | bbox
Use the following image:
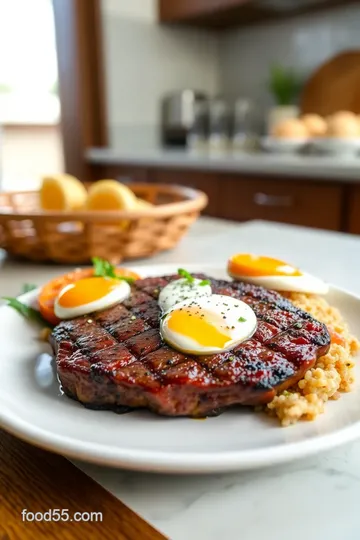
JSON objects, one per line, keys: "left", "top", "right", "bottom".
{"left": 219, "top": 4, "right": 360, "bottom": 114}
{"left": 100, "top": 0, "right": 220, "bottom": 135}
{"left": 100, "top": 1, "right": 360, "bottom": 138}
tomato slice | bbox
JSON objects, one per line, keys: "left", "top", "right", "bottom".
{"left": 38, "top": 267, "right": 140, "bottom": 325}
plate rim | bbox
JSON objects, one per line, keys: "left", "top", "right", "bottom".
{"left": 1, "top": 263, "right": 360, "bottom": 473}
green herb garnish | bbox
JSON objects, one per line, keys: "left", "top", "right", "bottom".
{"left": 92, "top": 257, "right": 135, "bottom": 284}
{"left": 199, "top": 279, "right": 210, "bottom": 286}
{"left": 238, "top": 316, "right": 247, "bottom": 322}
{"left": 21, "top": 283, "right": 37, "bottom": 294}
{"left": 178, "top": 268, "right": 194, "bottom": 283}
{"left": 2, "top": 297, "right": 53, "bottom": 328}
{"left": 92, "top": 256, "right": 114, "bottom": 278}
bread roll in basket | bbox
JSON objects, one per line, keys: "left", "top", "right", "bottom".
{"left": 0, "top": 183, "right": 208, "bottom": 263}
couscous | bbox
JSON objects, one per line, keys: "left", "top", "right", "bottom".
{"left": 267, "top": 292, "right": 360, "bottom": 426}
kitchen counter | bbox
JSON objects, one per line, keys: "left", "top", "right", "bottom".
{"left": 85, "top": 129, "right": 360, "bottom": 234}
{"left": 2, "top": 218, "right": 360, "bottom": 540}
{"left": 87, "top": 145, "right": 360, "bottom": 181}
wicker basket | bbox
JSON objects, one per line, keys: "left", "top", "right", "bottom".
{"left": 0, "top": 183, "right": 208, "bottom": 264}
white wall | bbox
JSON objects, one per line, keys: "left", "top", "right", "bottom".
{"left": 101, "top": 0, "right": 156, "bottom": 21}
{"left": 219, "top": 4, "right": 360, "bottom": 114}
{"left": 101, "top": 0, "right": 220, "bottom": 134}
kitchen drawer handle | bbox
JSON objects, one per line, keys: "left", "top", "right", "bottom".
{"left": 253, "top": 192, "right": 294, "bottom": 207}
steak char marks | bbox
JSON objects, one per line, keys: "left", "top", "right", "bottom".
{"left": 51, "top": 274, "right": 330, "bottom": 417}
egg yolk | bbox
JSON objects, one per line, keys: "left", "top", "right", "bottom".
{"left": 57, "top": 277, "right": 120, "bottom": 307}
{"left": 167, "top": 307, "right": 231, "bottom": 348}
{"left": 228, "top": 254, "right": 302, "bottom": 278}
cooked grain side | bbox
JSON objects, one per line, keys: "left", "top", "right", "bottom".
{"left": 267, "top": 292, "right": 360, "bottom": 426}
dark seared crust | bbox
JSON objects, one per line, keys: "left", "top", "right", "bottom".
{"left": 51, "top": 274, "right": 331, "bottom": 417}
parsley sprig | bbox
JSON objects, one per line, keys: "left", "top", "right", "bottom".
{"left": 178, "top": 268, "right": 210, "bottom": 287}
{"left": 92, "top": 257, "right": 135, "bottom": 284}
{"left": 178, "top": 268, "right": 194, "bottom": 283}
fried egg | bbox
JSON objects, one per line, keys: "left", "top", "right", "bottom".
{"left": 228, "top": 253, "right": 329, "bottom": 294}
{"left": 160, "top": 295, "right": 257, "bottom": 355}
{"left": 54, "top": 276, "right": 131, "bottom": 319}
{"left": 158, "top": 278, "right": 212, "bottom": 312}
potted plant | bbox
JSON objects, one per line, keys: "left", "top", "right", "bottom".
{"left": 267, "top": 63, "right": 301, "bottom": 133}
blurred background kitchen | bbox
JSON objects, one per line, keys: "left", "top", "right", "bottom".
{"left": 2, "top": 0, "right": 360, "bottom": 233}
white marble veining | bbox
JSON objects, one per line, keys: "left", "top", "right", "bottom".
{"left": 67, "top": 220, "right": 360, "bottom": 540}
{"left": 87, "top": 143, "right": 360, "bottom": 182}
{"left": 75, "top": 444, "right": 360, "bottom": 540}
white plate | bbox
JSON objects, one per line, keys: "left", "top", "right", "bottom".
{"left": 1, "top": 263, "right": 360, "bottom": 474}
{"left": 261, "top": 136, "right": 308, "bottom": 154}
{"left": 311, "top": 137, "right": 360, "bottom": 156}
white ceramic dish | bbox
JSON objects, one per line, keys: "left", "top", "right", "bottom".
{"left": 311, "top": 137, "right": 360, "bottom": 156}
{"left": 1, "top": 263, "right": 360, "bottom": 474}
{"left": 261, "top": 136, "right": 308, "bottom": 154}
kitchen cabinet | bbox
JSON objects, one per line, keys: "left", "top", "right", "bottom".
{"left": 147, "top": 169, "right": 344, "bottom": 230}
{"left": 159, "top": 0, "right": 249, "bottom": 26}
{"left": 218, "top": 176, "right": 343, "bottom": 231}
{"left": 150, "top": 170, "right": 221, "bottom": 217}
{"left": 89, "top": 162, "right": 353, "bottom": 233}
{"left": 158, "top": 0, "right": 358, "bottom": 29}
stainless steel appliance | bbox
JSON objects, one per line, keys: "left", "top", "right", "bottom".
{"left": 161, "top": 90, "right": 207, "bottom": 146}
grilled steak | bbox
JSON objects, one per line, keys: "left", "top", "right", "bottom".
{"left": 51, "top": 274, "right": 330, "bottom": 417}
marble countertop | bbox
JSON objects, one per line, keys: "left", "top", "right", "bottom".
{"left": 75, "top": 447, "right": 360, "bottom": 540}
{"left": 77, "top": 220, "right": 360, "bottom": 540}
{"left": 87, "top": 145, "right": 360, "bottom": 182}
{"left": 2, "top": 218, "right": 360, "bottom": 539}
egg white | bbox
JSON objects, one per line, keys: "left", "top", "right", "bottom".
{"left": 160, "top": 294, "right": 257, "bottom": 355}
{"left": 54, "top": 280, "right": 131, "bottom": 319}
{"left": 229, "top": 273, "right": 329, "bottom": 294}
{"left": 158, "top": 278, "right": 212, "bottom": 312}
